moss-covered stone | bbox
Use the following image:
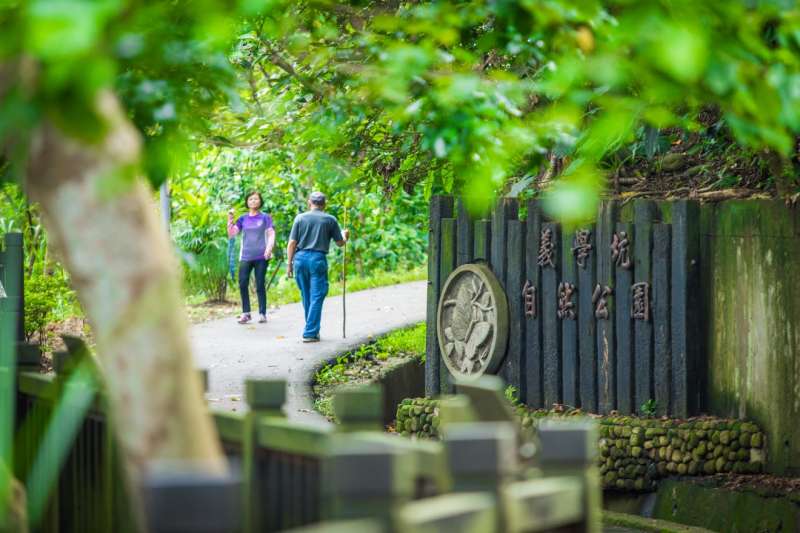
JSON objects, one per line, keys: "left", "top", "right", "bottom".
{"left": 395, "top": 397, "right": 766, "bottom": 492}
{"left": 652, "top": 478, "right": 800, "bottom": 532}
{"left": 704, "top": 201, "right": 800, "bottom": 476}
{"left": 695, "top": 441, "right": 707, "bottom": 456}
{"left": 736, "top": 449, "right": 748, "bottom": 461}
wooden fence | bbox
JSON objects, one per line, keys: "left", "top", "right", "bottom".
{"left": 426, "top": 197, "right": 702, "bottom": 417}
{"left": 14, "top": 365, "right": 598, "bottom": 533}
{"left": 0, "top": 232, "right": 24, "bottom": 351}
{"left": 3, "top": 231, "right": 600, "bottom": 532}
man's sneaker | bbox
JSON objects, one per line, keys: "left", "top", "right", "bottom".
{"left": 237, "top": 313, "right": 252, "bottom": 324}
{"left": 302, "top": 336, "right": 320, "bottom": 343}
{"left": 258, "top": 314, "right": 267, "bottom": 323}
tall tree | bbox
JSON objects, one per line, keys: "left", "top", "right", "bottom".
{"left": 0, "top": 1, "right": 248, "bottom": 523}
{"left": 216, "top": 1, "right": 800, "bottom": 216}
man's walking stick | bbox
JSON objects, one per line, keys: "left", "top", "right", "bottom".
{"left": 342, "top": 205, "right": 347, "bottom": 339}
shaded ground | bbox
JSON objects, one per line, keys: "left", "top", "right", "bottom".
{"left": 188, "top": 281, "right": 427, "bottom": 424}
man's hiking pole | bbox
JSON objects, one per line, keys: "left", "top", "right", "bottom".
{"left": 342, "top": 204, "right": 347, "bottom": 339}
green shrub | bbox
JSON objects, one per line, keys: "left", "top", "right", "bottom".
{"left": 375, "top": 323, "right": 426, "bottom": 362}
{"left": 313, "top": 323, "right": 426, "bottom": 419}
{"left": 182, "top": 239, "right": 230, "bottom": 302}
{"left": 24, "top": 269, "right": 77, "bottom": 343}
{"left": 641, "top": 399, "right": 658, "bottom": 417}
{"left": 504, "top": 385, "right": 521, "bottom": 407}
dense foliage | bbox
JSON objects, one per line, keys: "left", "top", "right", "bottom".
{"left": 171, "top": 147, "right": 428, "bottom": 301}
{"left": 3, "top": 0, "right": 800, "bottom": 305}
{"left": 0, "top": 184, "right": 78, "bottom": 345}
{"left": 4, "top": 2, "right": 800, "bottom": 215}
{"left": 213, "top": 0, "right": 800, "bottom": 222}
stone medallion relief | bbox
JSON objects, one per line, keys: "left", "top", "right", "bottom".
{"left": 437, "top": 263, "right": 509, "bottom": 380}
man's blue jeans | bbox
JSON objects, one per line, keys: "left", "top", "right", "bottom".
{"left": 293, "top": 250, "right": 329, "bottom": 338}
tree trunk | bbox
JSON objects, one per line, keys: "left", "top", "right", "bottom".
{"left": 762, "top": 148, "right": 796, "bottom": 197}
{"left": 24, "top": 93, "right": 225, "bottom": 486}
{"left": 0, "top": 476, "right": 28, "bottom": 533}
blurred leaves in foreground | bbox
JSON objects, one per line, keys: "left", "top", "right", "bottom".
{"left": 2, "top": 1, "right": 800, "bottom": 222}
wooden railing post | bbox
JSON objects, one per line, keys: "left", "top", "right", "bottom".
{"left": 502, "top": 476, "right": 584, "bottom": 532}
{"left": 396, "top": 492, "right": 497, "bottom": 533}
{"left": 537, "top": 420, "right": 600, "bottom": 533}
{"left": 144, "top": 467, "right": 241, "bottom": 533}
{"left": 322, "top": 438, "right": 414, "bottom": 528}
{"left": 243, "top": 378, "right": 286, "bottom": 533}
{"left": 443, "top": 422, "right": 517, "bottom": 495}
{"left": 1, "top": 233, "right": 24, "bottom": 344}
{"left": 426, "top": 196, "right": 454, "bottom": 397}
{"left": 0, "top": 233, "right": 23, "bottom": 468}
{"left": 333, "top": 384, "right": 383, "bottom": 432}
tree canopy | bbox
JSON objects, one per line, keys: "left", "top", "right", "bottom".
{"left": 4, "top": 1, "right": 800, "bottom": 222}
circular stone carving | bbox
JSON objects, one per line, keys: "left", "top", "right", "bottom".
{"left": 437, "top": 263, "right": 509, "bottom": 380}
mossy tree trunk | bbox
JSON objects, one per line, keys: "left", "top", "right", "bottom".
{"left": 0, "top": 477, "right": 28, "bottom": 533}
{"left": 24, "top": 92, "right": 225, "bottom": 495}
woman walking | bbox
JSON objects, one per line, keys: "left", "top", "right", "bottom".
{"left": 228, "top": 191, "right": 275, "bottom": 324}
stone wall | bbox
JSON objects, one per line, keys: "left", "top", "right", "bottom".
{"left": 395, "top": 397, "right": 766, "bottom": 491}
{"left": 698, "top": 201, "right": 800, "bottom": 475}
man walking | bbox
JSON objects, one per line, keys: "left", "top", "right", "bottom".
{"left": 286, "top": 191, "right": 349, "bottom": 342}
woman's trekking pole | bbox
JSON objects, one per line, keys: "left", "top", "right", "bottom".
{"left": 342, "top": 204, "right": 347, "bottom": 339}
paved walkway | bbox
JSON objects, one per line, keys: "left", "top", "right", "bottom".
{"left": 189, "top": 281, "right": 427, "bottom": 424}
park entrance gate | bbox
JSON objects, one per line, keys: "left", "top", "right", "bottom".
{"left": 426, "top": 196, "right": 702, "bottom": 418}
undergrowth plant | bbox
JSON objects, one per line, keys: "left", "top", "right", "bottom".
{"left": 313, "top": 323, "right": 426, "bottom": 419}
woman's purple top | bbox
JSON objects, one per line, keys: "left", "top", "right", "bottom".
{"left": 229, "top": 212, "right": 273, "bottom": 261}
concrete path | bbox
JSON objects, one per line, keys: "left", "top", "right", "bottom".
{"left": 189, "top": 281, "right": 427, "bottom": 424}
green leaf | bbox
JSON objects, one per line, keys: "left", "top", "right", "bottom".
{"left": 26, "top": 0, "right": 121, "bottom": 60}
{"left": 649, "top": 22, "right": 709, "bottom": 83}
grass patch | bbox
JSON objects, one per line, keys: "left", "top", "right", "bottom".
{"left": 313, "top": 323, "right": 426, "bottom": 420}
{"left": 185, "top": 266, "right": 426, "bottom": 323}
{"left": 602, "top": 511, "right": 715, "bottom": 533}
{"left": 270, "top": 266, "right": 426, "bottom": 306}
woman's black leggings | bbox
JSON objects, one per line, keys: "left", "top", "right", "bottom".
{"left": 239, "top": 258, "right": 268, "bottom": 314}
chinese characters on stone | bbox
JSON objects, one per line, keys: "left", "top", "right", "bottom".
{"left": 611, "top": 231, "right": 632, "bottom": 269}
{"left": 537, "top": 228, "right": 556, "bottom": 268}
{"left": 631, "top": 282, "right": 650, "bottom": 321}
{"left": 572, "top": 229, "right": 592, "bottom": 268}
{"left": 557, "top": 282, "right": 576, "bottom": 320}
{"left": 525, "top": 228, "right": 650, "bottom": 322}
{"left": 522, "top": 280, "right": 536, "bottom": 318}
{"left": 592, "top": 284, "right": 612, "bottom": 320}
